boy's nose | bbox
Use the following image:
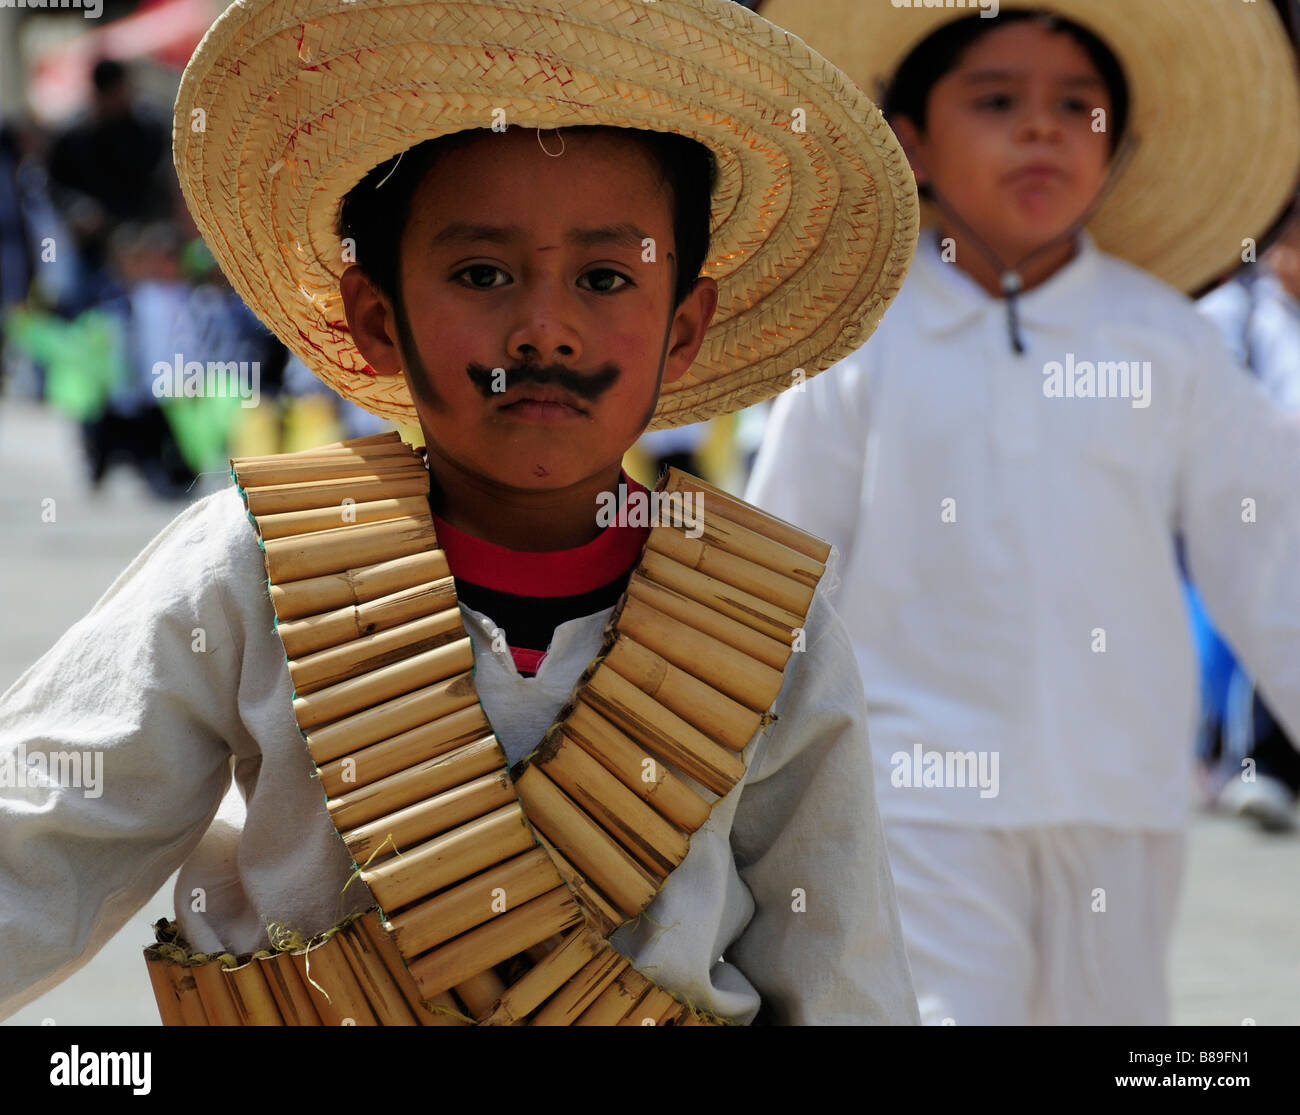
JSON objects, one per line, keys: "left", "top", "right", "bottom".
{"left": 506, "top": 287, "right": 584, "bottom": 365}
{"left": 1016, "top": 100, "right": 1065, "bottom": 144}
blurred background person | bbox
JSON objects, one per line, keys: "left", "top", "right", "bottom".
{"left": 1192, "top": 214, "right": 1300, "bottom": 831}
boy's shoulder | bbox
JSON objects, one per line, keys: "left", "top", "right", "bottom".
{"left": 1085, "top": 246, "right": 1236, "bottom": 359}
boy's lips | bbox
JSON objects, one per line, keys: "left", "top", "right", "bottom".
{"left": 1005, "top": 163, "right": 1068, "bottom": 184}
{"left": 496, "top": 383, "right": 589, "bottom": 420}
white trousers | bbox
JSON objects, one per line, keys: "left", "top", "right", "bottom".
{"left": 883, "top": 821, "right": 1187, "bottom": 1025}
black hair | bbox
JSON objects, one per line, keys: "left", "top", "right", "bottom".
{"left": 883, "top": 10, "right": 1130, "bottom": 155}
{"left": 338, "top": 125, "right": 718, "bottom": 311}
{"left": 92, "top": 58, "right": 127, "bottom": 94}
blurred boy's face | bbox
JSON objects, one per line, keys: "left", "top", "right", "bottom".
{"left": 343, "top": 128, "right": 717, "bottom": 494}
{"left": 895, "top": 21, "right": 1114, "bottom": 264}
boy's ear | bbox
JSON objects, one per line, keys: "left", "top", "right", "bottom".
{"left": 340, "top": 265, "right": 404, "bottom": 377}
{"left": 661, "top": 275, "right": 720, "bottom": 386}
{"left": 889, "top": 114, "right": 931, "bottom": 190}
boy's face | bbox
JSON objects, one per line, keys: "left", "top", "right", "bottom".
{"left": 894, "top": 21, "right": 1114, "bottom": 263}
{"left": 342, "top": 128, "right": 718, "bottom": 493}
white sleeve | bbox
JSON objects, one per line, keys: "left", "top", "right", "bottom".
{"left": 726, "top": 581, "right": 920, "bottom": 1025}
{"left": 744, "top": 358, "right": 871, "bottom": 574}
{"left": 0, "top": 488, "right": 261, "bottom": 1020}
{"left": 1175, "top": 316, "right": 1300, "bottom": 747}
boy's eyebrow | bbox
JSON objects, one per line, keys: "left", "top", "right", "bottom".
{"left": 430, "top": 221, "right": 650, "bottom": 249}
{"left": 961, "top": 69, "right": 1106, "bottom": 88}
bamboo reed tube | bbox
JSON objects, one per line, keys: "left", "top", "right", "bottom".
{"left": 617, "top": 596, "right": 785, "bottom": 713}
{"left": 263, "top": 950, "right": 323, "bottom": 1025}
{"left": 232, "top": 449, "right": 413, "bottom": 477}
{"left": 602, "top": 634, "right": 762, "bottom": 753}
{"left": 271, "top": 552, "right": 450, "bottom": 622}
{"left": 486, "top": 929, "right": 602, "bottom": 1025}
{"left": 325, "top": 720, "right": 498, "bottom": 828}
{"left": 222, "top": 958, "right": 283, "bottom": 1025}
{"left": 357, "top": 913, "right": 467, "bottom": 1027}
{"left": 690, "top": 511, "right": 824, "bottom": 589}
{"left": 264, "top": 515, "right": 436, "bottom": 584}
{"left": 533, "top": 832, "right": 622, "bottom": 938}
{"left": 658, "top": 1002, "right": 693, "bottom": 1025}
{"left": 663, "top": 468, "right": 832, "bottom": 563}
{"left": 191, "top": 958, "right": 243, "bottom": 1025}
{"left": 321, "top": 704, "right": 495, "bottom": 803}
{"left": 246, "top": 440, "right": 412, "bottom": 461}
{"left": 258, "top": 496, "right": 430, "bottom": 542}
{"left": 583, "top": 666, "right": 745, "bottom": 797}
{"left": 574, "top": 971, "right": 650, "bottom": 1026}
{"left": 537, "top": 738, "right": 687, "bottom": 876}
{"left": 409, "top": 887, "right": 582, "bottom": 1000}
{"left": 387, "top": 847, "right": 563, "bottom": 957}
{"left": 343, "top": 768, "right": 515, "bottom": 862}
{"left": 335, "top": 923, "right": 419, "bottom": 1026}
{"left": 563, "top": 701, "right": 711, "bottom": 832}
{"left": 289, "top": 607, "right": 466, "bottom": 696}
{"left": 293, "top": 636, "right": 473, "bottom": 730}
{"left": 621, "top": 986, "right": 679, "bottom": 1025}
{"left": 529, "top": 948, "right": 628, "bottom": 1027}
{"left": 163, "top": 962, "right": 210, "bottom": 1026}
{"left": 291, "top": 934, "right": 378, "bottom": 1026}
{"left": 234, "top": 458, "right": 425, "bottom": 488}
{"left": 652, "top": 483, "right": 825, "bottom": 575}
{"left": 636, "top": 546, "right": 804, "bottom": 645}
{"left": 643, "top": 475, "right": 826, "bottom": 585}
{"left": 646, "top": 527, "right": 813, "bottom": 617}
{"left": 361, "top": 802, "right": 535, "bottom": 912}
{"left": 274, "top": 430, "right": 403, "bottom": 454}
{"left": 513, "top": 765, "right": 659, "bottom": 919}
{"left": 144, "top": 951, "right": 187, "bottom": 1026}
{"left": 524, "top": 937, "right": 562, "bottom": 964}
{"left": 277, "top": 578, "right": 458, "bottom": 659}
{"left": 233, "top": 434, "right": 405, "bottom": 465}
{"left": 678, "top": 1010, "right": 709, "bottom": 1026}
{"left": 626, "top": 571, "right": 791, "bottom": 669}
{"left": 451, "top": 970, "right": 507, "bottom": 1019}
{"left": 244, "top": 473, "right": 432, "bottom": 518}
{"left": 305, "top": 669, "right": 479, "bottom": 765}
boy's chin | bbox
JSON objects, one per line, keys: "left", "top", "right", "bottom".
{"left": 464, "top": 454, "right": 620, "bottom": 492}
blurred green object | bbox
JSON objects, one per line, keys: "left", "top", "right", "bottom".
{"left": 158, "top": 391, "right": 245, "bottom": 475}
{"left": 180, "top": 237, "right": 218, "bottom": 283}
{"left": 4, "top": 303, "right": 242, "bottom": 475}
{"left": 4, "top": 305, "right": 127, "bottom": 422}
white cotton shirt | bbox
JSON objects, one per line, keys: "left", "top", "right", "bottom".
{"left": 747, "top": 230, "right": 1300, "bottom": 831}
{"left": 0, "top": 481, "right": 919, "bottom": 1026}
{"left": 1198, "top": 273, "right": 1300, "bottom": 413}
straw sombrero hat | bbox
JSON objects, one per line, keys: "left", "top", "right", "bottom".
{"left": 173, "top": 0, "right": 918, "bottom": 430}
{"left": 754, "top": 0, "right": 1300, "bottom": 297}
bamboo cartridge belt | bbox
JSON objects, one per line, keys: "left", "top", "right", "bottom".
{"left": 144, "top": 431, "right": 830, "bottom": 1026}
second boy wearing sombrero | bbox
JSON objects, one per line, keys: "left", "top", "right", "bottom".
{"left": 0, "top": 0, "right": 921, "bottom": 1024}
{"left": 749, "top": 0, "right": 1300, "bottom": 1024}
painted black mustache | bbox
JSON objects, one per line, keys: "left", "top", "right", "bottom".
{"left": 466, "top": 361, "right": 621, "bottom": 402}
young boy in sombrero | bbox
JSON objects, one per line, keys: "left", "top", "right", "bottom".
{"left": 0, "top": 0, "right": 922, "bottom": 1025}
{"left": 749, "top": 0, "right": 1300, "bottom": 1025}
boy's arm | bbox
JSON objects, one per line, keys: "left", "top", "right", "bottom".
{"left": 1177, "top": 317, "right": 1300, "bottom": 747}
{"left": 0, "top": 488, "right": 259, "bottom": 1020}
{"left": 726, "top": 580, "right": 920, "bottom": 1024}
{"left": 744, "top": 357, "right": 870, "bottom": 576}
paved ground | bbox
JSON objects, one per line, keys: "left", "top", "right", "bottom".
{"left": 1, "top": 395, "right": 1297, "bottom": 1026}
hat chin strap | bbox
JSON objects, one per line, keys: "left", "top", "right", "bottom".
{"left": 917, "top": 134, "right": 1139, "bottom": 355}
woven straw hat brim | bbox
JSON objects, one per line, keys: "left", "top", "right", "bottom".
{"left": 173, "top": 0, "right": 919, "bottom": 430}
{"left": 758, "top": 0, "right": 1300, "bottom": 295}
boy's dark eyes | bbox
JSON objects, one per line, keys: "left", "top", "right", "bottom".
{"left": 973, "top": 93, "right": 1096, "bottom": 115}
{"left": 452, "top": 264, "right": 632, "bottom": 292}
